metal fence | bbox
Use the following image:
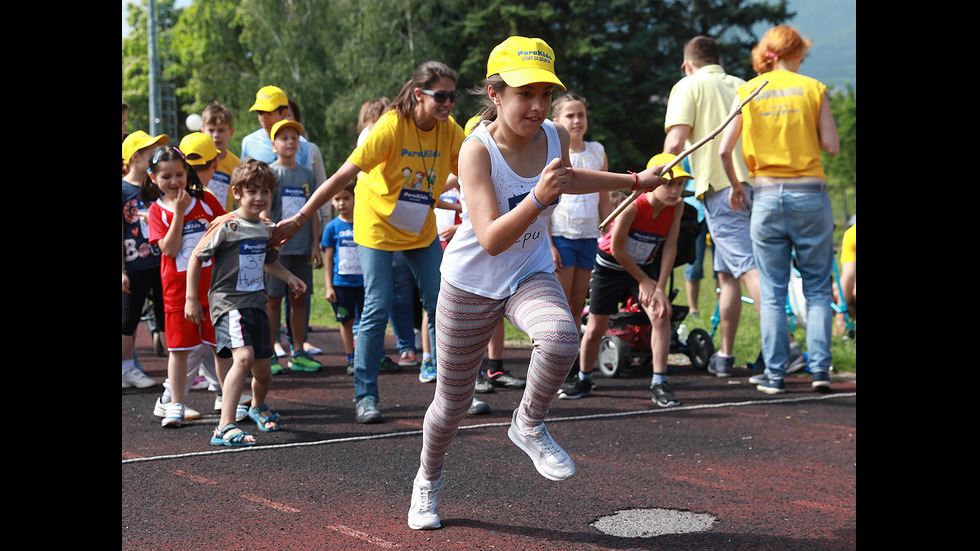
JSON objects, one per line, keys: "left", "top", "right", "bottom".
{"left": 830, "top": 188, "right": 856, "bottom": 229}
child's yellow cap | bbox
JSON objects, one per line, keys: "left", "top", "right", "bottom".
{"left": 646, "top": 153, "right": 693, "bottom": 180}
{"left": 647, "top": 153, "right": 694, "bottom": 197}
{"left": 270, "top": 119, "right": 303, "bottom": 142}
{"left": 249, "top": 85, "right": 289, "bottom": 112}
{"left": 487, "top": 36, "right": 566, "bottom": 90}
{"left": 122, "top": 130, "right": 169, "bottom": 162}
{"left": 178, "top": 132, "right": 221, "bottom": 166}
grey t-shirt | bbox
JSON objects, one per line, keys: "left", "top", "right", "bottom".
{"left": 269, "top": 162, "right": 318, "bottom": 257}
{"left": 192, "top": 213, "right": 280, "bottom": 324}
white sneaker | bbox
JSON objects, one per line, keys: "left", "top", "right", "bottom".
{"left": 122, "top": 369, "right": 157, "bottom": 389}
{"left": 153, "top": 397, "right": 201, "bottom": 420}
{"left": 507, "top": 408, "right": 575, "bottom": 481}
{"left": 161, "top": 402, "right": 184, "bottom": 428}
{"left": 213, "top": 393, "right": 253, "bottom": 412}
{"left": 408, "top": 472, "right": 444, "bottom": 530}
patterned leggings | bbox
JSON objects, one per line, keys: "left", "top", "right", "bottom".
{"left": 418, "top": 273, "right": 580, "bottom": 481}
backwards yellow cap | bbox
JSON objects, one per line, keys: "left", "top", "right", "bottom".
{"left": 249, "top": 85, "right": 289, "bottom": 112}
{"left": 647, "top": 153, "right": 694, "bottom": 197}
{"left": 646, "top": 153, "right": 692, "bottom": 180}
{"left": 178, "top": 132, "right": 221, "bottom": 166}
{"left": 122, "top": 130, "right": 169, "bottom": 162}
{"left": 487, "top": 36, "right": 565, "bottom": 90}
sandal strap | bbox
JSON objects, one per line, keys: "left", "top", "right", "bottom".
{"left": 249, "top": 405, "right": 280, "bottom": 423}
{"left": 214, "top": 423, "right": 241, "bottom": 437}
{"left": 214, "top": 423, "right": 251, "bottom": 443}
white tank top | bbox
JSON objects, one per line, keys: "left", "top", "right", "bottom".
{"left": 440, "top": 119, "right": 562, "bottom": 299}
{"left": 550, "top": 141, "right": 605, "bottom": 239}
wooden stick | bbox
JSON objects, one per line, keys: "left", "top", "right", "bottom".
{"left": 598, "top": 79, "right": 769, "bottom": 233}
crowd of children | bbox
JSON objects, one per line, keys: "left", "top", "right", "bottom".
{"left": 123, "top": 30, "right": 843, "bottom": 512}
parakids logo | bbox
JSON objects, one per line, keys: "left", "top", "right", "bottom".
{"left": 517, "top": 50, "right": 553, "bottom": 64}
{"left": 402, "top": 148, "right": 441, "bottom": 158}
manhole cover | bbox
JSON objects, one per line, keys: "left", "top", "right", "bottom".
{"left": 592, "top": 508, "right": 716, "bottom": 538}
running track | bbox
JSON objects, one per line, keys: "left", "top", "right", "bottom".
{"left": 122, "top": 326, "right": 856, "bottom": 550}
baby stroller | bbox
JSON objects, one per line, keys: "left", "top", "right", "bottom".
{"left": 141, "top": 297, "right": 167, "bottom": 357}
{"left": 590, "top": 202, "right": 715, "bottom": 378}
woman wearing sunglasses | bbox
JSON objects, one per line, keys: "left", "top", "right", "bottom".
{"left": 271, "top": 61, "right": 464, "bottom": 424}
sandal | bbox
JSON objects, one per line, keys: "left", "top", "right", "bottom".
{"left": 210, "top": 423, "right": 256, "bottom": 447}
{"left": 248, "top": 404, "right": 281, "bottom": 432}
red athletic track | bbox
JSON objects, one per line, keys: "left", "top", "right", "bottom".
{"left": 122, "top": 325, "right": 856, "bottom": 550}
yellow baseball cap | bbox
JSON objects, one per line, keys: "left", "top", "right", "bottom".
{"left": 270, "top": 119, "right": 303, "bottom": 142}
{"left": 646, "top": 153, "right": 693, "bottom": 180}
{"left": 178, "top": 132, "right": 221, "bottom": 166}
{"left": 647, "top": 153, "right": 694, "bottom": 196}
{"left": 122, "top": 130, "right": 169, "bottom": 162}
{"left": 487, "top": 36, "right": 565, "bottom": 90}
{"left": 249, "top": 85, "right": 289, "bottom": 112}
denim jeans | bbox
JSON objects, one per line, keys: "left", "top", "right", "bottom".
{"left": 355, "top": 239, "right": 442, "bottom": 401}
{"left": 390, "top": 251, "right": 418, "bottom": 354}
{"left": 750, "top": 188, "right": 834, "bottom": 380}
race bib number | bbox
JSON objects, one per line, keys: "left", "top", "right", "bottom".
{"left": 281, "top": 186, "right": 306, "bottom": 220}
{"left": 208, "top": 172, "right": 231, "bottom": 208}
{"left": 387, "top": 188, "right": 432, "bottom": 234}
{"left": 237, "top": 240, "right": 267, "bottom": 292}
{"left": 177, "top": 219, "right": 213, "bottom": 272}
{"left": 624, "top": 229, "right": 663, "bottom": 266}
{"left": 336, "top": 237, "right": 362, "bottom": 276}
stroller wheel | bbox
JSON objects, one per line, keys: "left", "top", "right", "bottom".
{"left": 685, "top": 328, "right": 714, "bottom": 370}
{"left": 597, "top": 335, "right": 631, "bottom": 378}
{"left": 152, "top": 331, "right": 168, "bottom": 357}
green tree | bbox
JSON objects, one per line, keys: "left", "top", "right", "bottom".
{"left": 127, "top": 0, "right": 801, "bottom": 173}
{"left": 823, "top": 83, "right": 855, "bottom": 190}
{"left": 170, "top": 0, "right": 258, "bottom": 155}
{"left": 123, "top": 0, "right": 186, "bottom": 135}
{"left": 425, "top": 0, "right": 793, "bottom": 170}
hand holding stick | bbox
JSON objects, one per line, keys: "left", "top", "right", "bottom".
{"left": 599, "top": 79, "right": 769, "bottom": 233}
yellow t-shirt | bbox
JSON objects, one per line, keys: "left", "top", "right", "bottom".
{"left": 840, "top": 224, "right": 855, "bottom": 263}
{"left": 738, "top": 70, "right": 828, "bottom": 180}
{"left": 347, "top": 109, "right": 463, "bottom": 250}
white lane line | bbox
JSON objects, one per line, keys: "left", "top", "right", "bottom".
{"left": 122, "top": 392, "right": 855, "bottom": 464}
{"left": 326, "top": 525, "right": 400, "bottom": 548}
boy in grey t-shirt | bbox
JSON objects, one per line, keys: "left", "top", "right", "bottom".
{"left": 186, "top": 159, "right": 306, "bottom": 447}
{"left": 264, "top": 119, "right": 323, "bottom": 373}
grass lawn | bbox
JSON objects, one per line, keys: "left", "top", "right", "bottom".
{"left": 308, "top": 247, "right": 855, "bottom": 375}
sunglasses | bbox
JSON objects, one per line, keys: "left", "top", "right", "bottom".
{"left": 421, "top": 89, "right": 460, "bottom": 104}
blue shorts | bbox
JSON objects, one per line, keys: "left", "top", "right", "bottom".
{"left": 551, "top": 236, "right": 598, "bottom": 270}
{"left": 703, "top": 187, "right": 757, "bottom": 279}
{"left": 214, "top": 307, "right": 273, "bottom": 359}
{"left": 330, "top": 285, "right": 364, "bottom": 323}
